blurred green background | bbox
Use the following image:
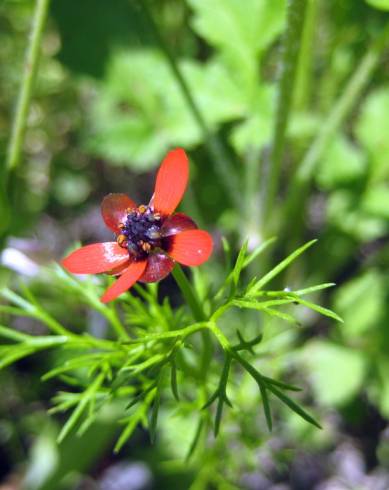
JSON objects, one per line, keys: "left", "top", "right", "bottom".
{"left": 1, "top": 0, "right": 389, "bottom": 489}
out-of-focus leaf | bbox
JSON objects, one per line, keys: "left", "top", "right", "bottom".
{"left": 327, "top": 190, "right": 387, "bottom": 241}
{"left": 229, "top": 86, "right": 274, "bottom": 154}
{"left": 185, "top": 417, "right": 204, "bottom": 461}
{"left": 53, "top": 172, "right": 91, "bottom": 205}
{"left": 303, "top": 341, "right": 367, "bottom": 406}
{"left": 160, "top": 408, "right": 201, "bottom": 460}
{"left": 23, "top": 412, "right": 118, "bottom": 490}
{"left": 370, "top": 357, "right": 389, "bottom": 417}
{"left": 334, "top": 270, "right": 385, "bottom": 338}
{"left": 361, "top": 184, "right": 389, "bottom": 219}
{"left": 316, "top": 135, "right": 366, "bottom": 189}
{"left": 85, "top": 50, "right": 244, "bottom": 168}
{"left": 188, "top": 0, "right": 285, "bottom": 95}
{"left": 365, "top": 0, "right": 389, "bottom": 11}
{"left": 188, "top": 0, "right": 285, "bottom": 54}
{"left": 23, "top": 423, "right": 59, "bottom": 490}
{"left": 289, "top": 113, "right": 321, "bottom": 139}
{"left": 355, "top": 86, "right": 389, "bottom": 180}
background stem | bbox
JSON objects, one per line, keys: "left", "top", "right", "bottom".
{"left": 5, "top": 0, "right": 51, "bottom": 174}
{"left": 142, "top": 2, "right": 240, "bottom": 209}
{"left": 262, "top": 0, "right": 308, "bottom": 232}
{"left": 293, "top": 0, "right": 317, "bottom": 111}
{"left": 283, "top": 24, "right": 389, "bottom": 248}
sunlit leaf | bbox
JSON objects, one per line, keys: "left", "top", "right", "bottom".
{"left": 303, "top": 341, "right": 367, "bottom": 406}
{"left": 334, "top": 270, "right": 384, "bottom": 337}
{"left": 86, "top": 50, "right": 244, "bottom": 168}
{"left": 316, "top": 135, "right": 366, "bottom": 190}
{"left": 355, "top": 85, "right": 389, "bottom": 180}
{"left": 365, "top": 0, "right": 389, "bottom": 12}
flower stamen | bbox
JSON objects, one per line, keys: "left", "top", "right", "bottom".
{"left": 117, "top": 234, "right": 128, "bottom": 247}
{"left": 118, "top": 205, "right": 163, "bottom": 258}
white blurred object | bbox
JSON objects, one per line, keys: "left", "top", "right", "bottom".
{"left": 100, "top": 462, "right": 153, "bottom": 490}
{"left": 1, "top": 248, "right": 40, "bottom": 277}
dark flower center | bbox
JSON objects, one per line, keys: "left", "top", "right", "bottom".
{"left": 117, "top": 205, "right": 162, "bottom": 258}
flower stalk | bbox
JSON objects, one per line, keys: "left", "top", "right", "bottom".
{"left": 172, "top": 264, "right": 205, "bottom": 322}
{"left": 172, "top": 264, "right": 213, "bottom": 380}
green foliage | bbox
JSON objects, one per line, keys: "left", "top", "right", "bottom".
{"left": 302, "top": 341, "right": 367, "bottom": 406}
{"left": 356, "top": 86, "right": 389, "bottom": 182}
{"left": 302, "top": 259, "right": 387, "bottom": 417}
{"left": 189, "top": 0, "right": 285, "bottom": 54}
{"left": 366, "top": 0, "right": 389, "bottom": 10}
{"left": 315, "top": 85, "right": 389, "bottom": 244}
{"left": 86, "top": 50, "right": 244, "bottom": 168}
{"left": 188, "top": 0, "right": 285, "bottom": 94}
{"left": 316, "top": 135, "right": 366, "bottom": 189}
{"left": 85, "top": 0, "right": 286, "bottom": 169}
{"left": 23, "top": 415, "right": 117, "bottom": 490}
{"left": 3, "top": 0, "right": 389, "bottom": 486}
{"left": 302, "top": 265, "right": 389, "bottom": 419}
{"left": 0, "top": 241, "right": 339, "bottom": 455}
{"left": 334, "top": 270, "right": 384, "bottom": 337}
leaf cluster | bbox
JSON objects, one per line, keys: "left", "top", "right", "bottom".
{"left": 0, "top": 239, "right": 341, "bottom": 455}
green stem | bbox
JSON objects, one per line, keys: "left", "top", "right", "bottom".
{"left": 207, "top": 322, "right": 230, "bottom": 352}
{"left": 293, "top": 0, "right": 317, "bottom": 111}
{"left": 284, "top": 24, "right": 389, "bottom": 246}
{"left": 172, "top": 265, "right": 212, "bottom": 379}
{"left": 6, "top": 0, "right": 51, "bottom": 174}
{"left": 106, "top": 303, "right": 130, "bottom": 341}
{"left": 122, "top": 322, "right": 208, "bottom": 344}
{"left": 298, "top": 30, "right": 389, "bottom": 183}
{"left": 263, "top": 0, "right": 308, "bottom": 230}
{"left": 172, "top": 265, "right": 206, "bottom": 322}
{"left": 142, "top": 2, "right": 240, "bottom": 209}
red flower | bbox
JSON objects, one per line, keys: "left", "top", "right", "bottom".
{"left": 62, "top": 148, "right": 213, "bottom": 303}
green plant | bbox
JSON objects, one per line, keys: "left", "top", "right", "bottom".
{"left": 0, "top": 239, "right": 340, "bottom": 455}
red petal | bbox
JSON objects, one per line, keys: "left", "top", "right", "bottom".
{"left": 153, "top": 148, "right": 189, "bottom": 216}
{"left": 101, "top": 193, "right": 136, "bottom": 234}
{"left": 167, "top": 230, "right": 213, "bottom": 266}
{"left": 107, "top": 261, "right": 131, "bottom": 276}
{"left": 161, "top": 213, "right": 197, "bottom": 237}
{"left": 62, "top": 243, "right": 129, "bottom": 274}
{"left": 139, "top": 253, "right": 174, "bottom": 283}
{"left": 100, "top": 260, "right": 147, "bottom": 303}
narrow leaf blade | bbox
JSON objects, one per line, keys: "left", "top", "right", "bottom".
{"left": 248, "top": 240, "right": 317, "bottom": 294}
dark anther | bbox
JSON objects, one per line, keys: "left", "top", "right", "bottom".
{"left": 117, "top": 205, "right": 163, "bottom": 258}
